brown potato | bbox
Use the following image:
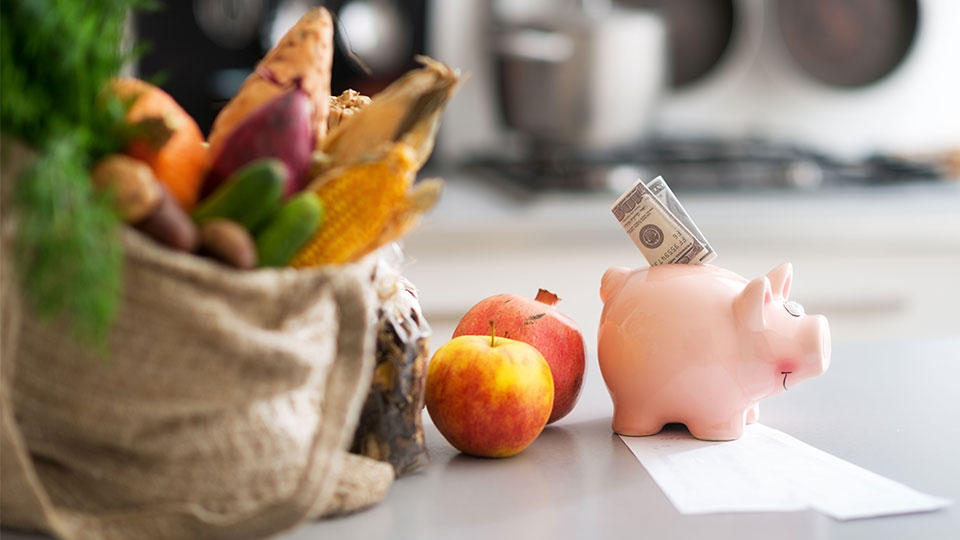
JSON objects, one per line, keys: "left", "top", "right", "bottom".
{"left": 199, "top": 219, "right": 257, "bottom": 269}
{"left": 91, "top": 154, "right": 162, "bottom": 223}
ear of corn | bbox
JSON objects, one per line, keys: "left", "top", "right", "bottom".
{"left": 290, "top": 142, "right": 436, "bottom": 267}
{"left": 291, "top": 58, "right": 458, "bottom": 267}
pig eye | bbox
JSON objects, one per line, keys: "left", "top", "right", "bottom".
{"left": 784, "top": 300, "right": 805, "bottom": 317}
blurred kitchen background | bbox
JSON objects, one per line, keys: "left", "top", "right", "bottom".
{"left": 135, "top": 0, "right": 960, "bottom": 347}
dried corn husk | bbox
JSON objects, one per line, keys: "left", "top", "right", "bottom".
{"left": 369, "top": 177, "right": 443, "bottom": 249}
{"left": 352, "top": 271, "right": 431, "bottom": 476}
{"left": 317, "top": 56, "right": 462, "bottom": 176}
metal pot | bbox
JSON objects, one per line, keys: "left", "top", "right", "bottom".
{"left": 492, "top": 4, "right": 667, "bottom": 151}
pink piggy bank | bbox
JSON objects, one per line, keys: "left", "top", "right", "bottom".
{"left": 598, "top": 263, "right": 830, "bottom": 441}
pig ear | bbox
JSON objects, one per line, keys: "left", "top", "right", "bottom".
{"left": 600, "top": 267, "right": 631, "bottom": 303}
{"left": 734, "top": 276, "right": 773, "bottom": 331}
{"left": 766, "top": 263, "right": 793, "bottom": 300}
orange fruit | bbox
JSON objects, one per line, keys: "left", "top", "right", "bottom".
{"left": 112, "top": 78, "right": 208, "bottom": 210}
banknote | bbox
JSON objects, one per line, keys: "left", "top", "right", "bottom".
{"left": 611, "top": 178, "right": 711, "bottom": 266}
{"left": 645, "top": 176, "right": 717, "bottom": 264}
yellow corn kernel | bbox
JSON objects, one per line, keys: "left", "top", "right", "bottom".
{"left": 290, "top": 143, "right": 417, "bottom": 266}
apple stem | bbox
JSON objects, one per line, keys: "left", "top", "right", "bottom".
{"left": 489, "top": 319, "right": 496, "bottom": 347}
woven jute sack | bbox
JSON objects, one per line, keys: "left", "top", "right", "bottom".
{"left": 0, "top": 210, "right": 394, "bottom": 539}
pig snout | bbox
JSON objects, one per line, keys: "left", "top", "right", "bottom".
{"left": 797, "top": 315, "right": 831, "bottom": 380}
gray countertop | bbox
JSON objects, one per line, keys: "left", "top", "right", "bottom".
{"left": 405, "top": 178, "right": 960, "bottom": 253}
{"left": 4, "top": 340, "right": 958, "bottom": 540}
{"left": 282, "top": 337, "right": 960, "bottom": 540}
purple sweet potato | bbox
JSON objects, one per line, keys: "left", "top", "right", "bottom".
{"left": 203, "top": 88, "right": 313, "bottom": 199}
{"left": 137, "top": 188, "right": 199, "bottom": 252}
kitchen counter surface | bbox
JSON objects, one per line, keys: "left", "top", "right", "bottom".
{"left": 2, "top": 337, "right": 957, "bottom": 540}
{"left": 276, "top": 337, "right": 960, "bottom": 540}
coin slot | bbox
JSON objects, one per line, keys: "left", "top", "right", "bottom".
{"left": 784, "top": 300, "right": 804, "bottom": 317}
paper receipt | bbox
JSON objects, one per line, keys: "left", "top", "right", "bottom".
{"left": 619, "top": 423, "right": 951, "bottom": 520}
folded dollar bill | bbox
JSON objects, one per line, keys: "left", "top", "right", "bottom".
{"left": 611, "top": 176, "right": 717, "bottom": 266}
{"left": 645, "top": 176, "right": 717, "bottom": 264}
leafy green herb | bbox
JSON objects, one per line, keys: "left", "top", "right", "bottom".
{"left": 12, "top": 138, "right": 124, "bottom": 345}
{"left": 1, "top": 0, "right": 146, "bottom": 348}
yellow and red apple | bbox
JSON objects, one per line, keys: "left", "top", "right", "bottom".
{"left": 425, "top": 330, "right": 553, "bottom": 458}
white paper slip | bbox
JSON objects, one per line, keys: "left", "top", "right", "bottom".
{"left": 619, "top": 423, "right": 952, "bottom": 520}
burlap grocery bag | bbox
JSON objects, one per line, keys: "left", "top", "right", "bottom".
{"left": 0, "top": 215, "right": 394, "bottom": 539}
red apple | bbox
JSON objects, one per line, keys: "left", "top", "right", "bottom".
{"left": 426, "top": 330, "right": 553, "bottom": 458}
{"left": 453, "top": 289, "right": 585, "bottom": 424}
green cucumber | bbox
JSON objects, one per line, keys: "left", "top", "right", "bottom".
{"left": 192, "top": 159, "right": 287, "bottom": 231}
{"left": 255, "top": 192, "right": 324, "bottom": 267}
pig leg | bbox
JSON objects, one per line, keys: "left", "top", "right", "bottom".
{"left": 685, "top": 411, "right": 747, "bottom": 441}
{"left": 746, "top": 403, "right": 760, "bottom": 424}
{"left": 612, "top": 408, "right": 665, "bottom": 437}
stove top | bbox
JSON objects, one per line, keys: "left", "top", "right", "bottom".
{"left": 464, "top": 137, "right": 944, "bottom": 192}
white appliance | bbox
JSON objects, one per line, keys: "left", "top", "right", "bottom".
{"left": 429, "top": 0, "right": 960, "bottom": 162}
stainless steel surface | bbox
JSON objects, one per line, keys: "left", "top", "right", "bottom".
{"left": 492, "top": 3, "right": 666, "bottom": 150}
